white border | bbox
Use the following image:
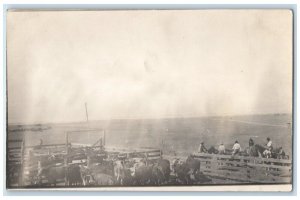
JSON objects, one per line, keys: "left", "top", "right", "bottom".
{"left": 1, "top": 0, "right": 299, "bottom": 198}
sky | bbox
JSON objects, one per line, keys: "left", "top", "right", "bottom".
{"left": 7, "top": 10, "right": 293, "bottom": 124}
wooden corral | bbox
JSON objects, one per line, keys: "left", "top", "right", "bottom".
{"left": 192, "top": 153, "right": 292, "bottom": 184}
{"left": 7, "top": 130, "right": 162, "bottom": 187}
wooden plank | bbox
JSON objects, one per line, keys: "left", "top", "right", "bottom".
{"left": 193, "top": 153, "right": 252, "bottom": 161}
{"left": 209, "top": 169, "right": 248, "bottom": 178}
{"left": 8, "top": 139, "right": 24, "bottom": 143}
{"left": 193, "top": 153, "right": 292, "bottom": 164}
{"left": 217, "top": 165, "right": 247, "bottom": 171}
{"left": 248, "top": 170, "right": 291, "bottom": 182}
{"left": 247, "top": 163, "right": 291, "bottom": 170}
{"left": 215, "top": 160, "right": 248, "bottom": 166}
{"left": 249, "top": 166, "right": 292, "bottom": 173}
{"left": 249, "top": 176, "right": 291, "bottom": 184}
{"left": 249, "top": 157, "right": 292, "bottom": 164}
{"left": 206, "top": 172, "right": 249, "bottom": 182}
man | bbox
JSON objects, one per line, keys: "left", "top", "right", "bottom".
{"left": 232, "top": 140, "right": 241, "bottom": 156}
{"left": 263, "top": 137, "right": 273, "bottom": 158}
{"left": 266, "top": 137, "right": 273, "bottom": 151}
{"left": 249, "top": 138, "right": 254, "bottom": 147}
{"left": 248, "top": 138, "right": 256, "bottom": 156}
{"left": 198, "top": 142, "right": 207, "bottom": 153}
{"left": 218, "top": 143, "right": 226, "bottom": 154}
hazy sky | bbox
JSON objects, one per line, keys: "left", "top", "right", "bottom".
{"left": 7, "top": 10, "right": 293, "bottom": 124}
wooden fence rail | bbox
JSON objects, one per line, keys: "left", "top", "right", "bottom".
{"left": 192, "top": 153, "right": 292, "bottom": 183}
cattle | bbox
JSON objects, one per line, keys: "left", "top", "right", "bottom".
{"left": 89, "top": 160, "right": 114, "bottom": 176}
{"left": 79, "top": 165, "right": 94, "bottom": 186}
{"left": 172, "top": 155, "right": 201, "bottom": 184}
{"left": 151, "top": 159, "right": 171, "bottom": 185}
{"left": 90, "top": 173, "right": 115, "bottom": 186}
{"left": 41, "top": 165, "right": 66, "bottom": 186}
{"left": 186, "top": 155, "right": 200, "bottom": 176}
{"left": 131, "top": 164, "right": 153, "bottom": 185}
{"left": 67, "top": 164, "right": 83, "bottom": 186}
{"left": 114, "top": 160, "right": 125, "bottom": 185}
{"left": 36, "top": 158, "right": 83, "bottom": 187}
{"left": 173, "top": 159, "right": 192, "bottom": 184}
{"left": 80, "top": 163, "right": 115, "bottom": 186}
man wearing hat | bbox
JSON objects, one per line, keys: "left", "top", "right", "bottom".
{"left": 198, "top": 141, "right": 208, "bottom": 153}
{"left": 263, "top": 137, "right": 273, "bottom": 158}
{"left": 218, "top": 142, "right": 226, "bottom": 154}
{"left": 232, "top": 140, "right": 241, "bottom": 156}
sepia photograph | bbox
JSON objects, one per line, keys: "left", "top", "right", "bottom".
{"left": 6, "top": 9, "right": 293, "bottom": 191}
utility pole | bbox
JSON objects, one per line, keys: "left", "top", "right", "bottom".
{"left": 85, "top": 102, "right": 89, "bottom": 122}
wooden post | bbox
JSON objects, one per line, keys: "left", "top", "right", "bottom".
{"left": 85, "top": 102, "right": 89, "bottom": 122}
{"left": 247, "top": 158, "right": 252, "bottom": 182}
{"left": 87, "top": 155, "right": 91, "bottom": 169}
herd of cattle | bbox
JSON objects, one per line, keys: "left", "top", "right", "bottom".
{"left": 29, "top": 152, "right": 210, "bottom": 187}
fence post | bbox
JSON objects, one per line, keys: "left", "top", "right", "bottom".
{"left": 210, "top": 154, "right": 217, "bottom": 177}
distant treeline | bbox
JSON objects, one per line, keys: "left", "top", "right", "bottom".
{"left": 8, "top": 124, "right": 51, "bottom": 132}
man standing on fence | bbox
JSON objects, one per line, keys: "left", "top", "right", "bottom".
{"left": 232, "top": 140, "right": 241, "bottom": 156}
{"left": 198, "top": 142, "right": 208, "bottom": 153}
{"left": 218, "top": 143, "right": 226, "bottom": 154}
{"left": 263, "top": 137, "right": 273, "bottom": 158}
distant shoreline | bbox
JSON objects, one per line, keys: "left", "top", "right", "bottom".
{"left": 7, "top": 113, "right": 292, "bottom": 126}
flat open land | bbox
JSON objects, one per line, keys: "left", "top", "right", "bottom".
{"left": 8, "top": 113, "right": 292, "bottom": 157}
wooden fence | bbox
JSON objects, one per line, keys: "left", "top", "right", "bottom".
{"left": 192, "top": 153, "right": 292, "bottom": 183}
{"left": 7, "top": 138, "right": 162, "bottom": 187}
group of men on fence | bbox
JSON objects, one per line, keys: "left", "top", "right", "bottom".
{"left": 198, "top": 137, "right": 273, "bottom": 157}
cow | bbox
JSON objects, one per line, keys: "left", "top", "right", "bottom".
{"left": 67, "top": 164, "right": 83, "bottom": 186}
{"left": 79, "top": 165, "right": 94, "bottom": 186}
{"left": 134, "top": 165, "right": 154, "bottom": 185}
{"left": 36, "top": 158, "right": 83, "bottom": 187}
{"left": 186, "top": 155, "right": 200, "bottom": 178}
{"left": 42, "top": 165, "right": 66, "bottom": 186}
{"left": 88, "top": 160, "right": 114, "bottom": 176}
{"left": 172, "top": 155, "right": 201, "bottom": 184}
{"left": 151, "top": 159, "right": 171, "bottom": 184}
{"left": 112, "top": 159, "right": 137, "bottom": 186}
{"left": 114, "top": 160, "right": 125, "bottom": 185}
{"left": 172, "top": 159, "right": 192, "bottom": 184}
{"left": 130, "top": 159, "right": 154, "bottom": 185}
{"left": 90, "top": 173, "right": 115, "bottom": 186}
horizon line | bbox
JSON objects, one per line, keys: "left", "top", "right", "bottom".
{"left": 7, "top": 112, "right": 292, "bottom": 126}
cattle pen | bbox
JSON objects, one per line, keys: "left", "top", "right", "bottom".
{"left": 7, "top": 129, "right": 162, "bottom": 187}
{"left": 7, "top": 129, "right": 292, "bottom": 187}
